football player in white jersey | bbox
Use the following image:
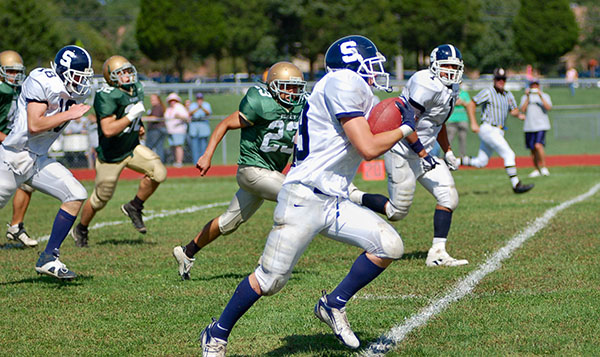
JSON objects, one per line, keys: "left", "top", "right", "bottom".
{"left": 199, "top": 35, "right": 416, "bottom": 356}
{"left": 0, "top": 45, "right": 93, "bottom": 279}
{"left": 350, "top": 44, "right": 468, "bottom": 267}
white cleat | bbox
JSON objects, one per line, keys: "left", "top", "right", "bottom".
{"left": 314, "top": 291, "right": 360, "bottom": 349}
{"left": 528, "top": 170, "right": 541, "bottom": 178}
{"left": 35, "top": 252, "right": 77, "bottom": 279}
{"left": 540, "top": 167, "right": 550, "bottom": 176}
{"left": 200, "top": 319, "right": 227, "bottom": 357}
{"left": 173, "top": 246, "right": 195, "bottom": 280}
{"left": 426, "top": 247, "right": 468, "bottom": 267}
{"left": 6, "top": 223, "right": 38, "bottom": 247}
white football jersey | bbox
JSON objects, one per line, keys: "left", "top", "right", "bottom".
{"left": 2, "top": 68, "right": 88, "bottom": 155}
{"left": 391, "top": 69, "right": 458, "bottom": 158}
{"left": 286, "top": 69, "right": 375, "bottom": 198}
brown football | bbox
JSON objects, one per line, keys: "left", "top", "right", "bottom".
{"left": 367, "top": 97, "right": 404, "bottom": 134}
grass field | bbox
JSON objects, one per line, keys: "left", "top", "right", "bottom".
{"left": 186, "top": 87, "right": 600, "bottom": 166}
{"left": 1, "top": 166, "right": 599, "bottom": 356}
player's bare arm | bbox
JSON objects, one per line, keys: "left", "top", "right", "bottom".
{"left": 465, "top": 100, "right": 480, "bottom": 133}
{"left": 437, "top": 124, "right": 451, "bottom": 153}
{"left": 0, "top": 131, "right": 6, "bottom": 142}
{"left": 27, "top": 101, "right": 90, "bottom": 134}
{"left": 99, "top": 114, "right": 133, "bottom": 137}
{"left": 341, "top": 115, "right": 404, "bottom": 161}
{"left": 196, "top": 110, "right": 248, "bottom": 175}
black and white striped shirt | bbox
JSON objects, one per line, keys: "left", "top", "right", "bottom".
{"left": 472, "top": 86, "right": 517, "bottom": 128}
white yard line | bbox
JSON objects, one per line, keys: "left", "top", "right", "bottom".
{"left": 360, "top": 182, "right": 600, "bottom": 357}
{"left": 32, "top": 201, "right": 230, "bottom": 243}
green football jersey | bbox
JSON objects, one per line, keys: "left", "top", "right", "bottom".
{"left": 0, "top": 82, "right": 19, "bottom": 135}
{"left": 94, "top": 82, "right": 144, "bottom": 163}
{"left": 238, "top": 86, "right": 304, "bottom": 172}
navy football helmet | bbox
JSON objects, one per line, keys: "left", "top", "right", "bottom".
{"left": 324, "top": 35, "right": 390, "bottom": 91}
{"left": 429, "top": 44, "right": 464, "bottom": 86}
{"left": 51, "top": 45, "right": 94, "bottom": 96}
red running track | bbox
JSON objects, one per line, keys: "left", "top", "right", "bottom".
{"left": 70, "top": 154, "right": 600, "bottom": 181}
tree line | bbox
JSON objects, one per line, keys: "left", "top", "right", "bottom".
{"left": 1, "top": 0, "right": 592, "bottom": 81}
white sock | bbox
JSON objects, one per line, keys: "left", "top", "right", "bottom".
{"left": 432, "top": 238, "right": 446, "bottom": 250}
{"left": 510, "top": 176, "right": 520, "bottom": 188}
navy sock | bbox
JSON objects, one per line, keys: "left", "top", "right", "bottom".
{"left": 327, "top": 252, "right": 385, "bottom": 309}
{"left": 362, "top": 193, "right": 389, "bottom": 216}
{"left": 184, "top": 240, "right": 201, "bottom": 258}
{"left": 130, "top": 195, "right": 145, "bottom": 210}
{"left": 212, "top": 276, "right": 261, "bottom": 341}
{"left": 433, "top": 209, "right": 453, "bottom": 238}
{"left": 44, "top": 209, "right": 77, "bottom": 256}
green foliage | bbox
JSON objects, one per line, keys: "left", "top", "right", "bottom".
{"left": 514, "top": 0, "right": 578, "bottom": 70}
{"left": 0, "top": 0, "right": 64, "bottom": 68}
{"left": 466, "top": 0, "right": 525, "bottom": 73}
{"left": 136, "top": 0, "right": 227, "bottom": 79}
{"left": 221, "top": 0, "right": 273, "bottom": 73}
{"left": 395, "top": 0, "right": 484, "bottom": 69}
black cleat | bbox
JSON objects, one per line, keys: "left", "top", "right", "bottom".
{"left": 513, "top": 182, "right": 534, "bottom": 194}
{"left": 121, "top": 202, "right": 147, "bottom": 234}
{"left": 71, "top": 225, "right": 89, "bottom": 248}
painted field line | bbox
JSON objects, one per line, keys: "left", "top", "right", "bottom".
{"left": 360, "top": 182, "right": 600, "bottom": 356}
{"left": 32, "top": 201, "right": 230, "bottom": 243}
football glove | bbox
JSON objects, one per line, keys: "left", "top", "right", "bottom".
{"left": 395, "top": 98, "right": 415, "bottom": 136}
{"left": 126, "top": 102, "right": 146, "bottom": 122}
{"left": 421, "top": 153, "right": 438, "bottom": 173}
{"left": 444, "top": 150, "right": 460, "bottom": 171}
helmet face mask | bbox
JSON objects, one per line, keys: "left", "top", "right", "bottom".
{"left": 266, "top": 61, "right": 306, "bottom": 106}
{"left": 51, "top": 45, "right": 94, "bottom": 96}
{"left": 430, "top": 44, "right": 464, "bottom": 86}
{"left": 325, "top": 35, "right": 390, "bottom": 91}
{"left": 0, "top": 50, "right": 26, "bottom": 87}
{"left": 104, "top": 55, "right": 137, "bottom": 88}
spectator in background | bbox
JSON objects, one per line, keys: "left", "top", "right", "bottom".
{"left": 565, "top": 66, "right": 578, "bottom": 96}
{"left": 446, "top": 87, "right": 471, "bottom": 157}
{"left": 165, "top": 92, "right": 189, "bottom": 167}
{"left": 85, "top": 113, "right": 98, "bottom": 169}
{"left": 520, "top": 79, "right": 552, "bottom": 177}
{"left": 144, "top": 94, "right": 167, "bottom": 162}
{"left": 186, "top": 92, "right": 212, "bottom": 163}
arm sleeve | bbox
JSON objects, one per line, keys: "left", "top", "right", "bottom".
{"left": 507, "top": 92, "right": 517, "bottom": 111}
{"left": 22, "top": 77, "right": 47, "bottom": 104}
{"left": 239, "top": 87, "right": 264, "bottom": 125}
{"left": 471, "top": 88, "right": 489, "bottom": 106}
{"left": 324, "top": 75, "right": 367, "bottom": 120}
{"left": 94, "top": 92, "right": 117, "bottom": 120}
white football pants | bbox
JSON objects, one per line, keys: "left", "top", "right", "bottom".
{"left": 469, "top": 122, "right": 516, "bottom": 168}
{"left": 0, "top": 147, "right": 87, "bottom": 209}
{"left": 254, "top": 183, "right": 404, "bottom": 295}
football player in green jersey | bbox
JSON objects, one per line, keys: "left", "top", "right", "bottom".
{"left": 0, "top": 50, "right": 38, "bottom": 247}
{"left": 172, "top": 62, "right": 306, "bottom": 280}
{"left": 71, "top": 55, "right": 167, "bottom": 247}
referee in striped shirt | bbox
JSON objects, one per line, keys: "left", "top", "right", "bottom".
{"left": 462, "top": 68, "right": 534, "bottom": 193}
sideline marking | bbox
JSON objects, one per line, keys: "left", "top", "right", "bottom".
{"left": 30, "top": 202, "right": 230, "bottom": 244}
{"left": 360, "top": 183, "right": 600, "bottom": 356}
